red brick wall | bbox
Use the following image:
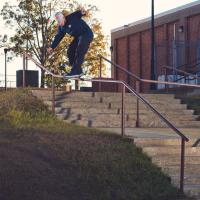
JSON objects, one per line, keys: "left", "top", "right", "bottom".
{"left": 112, "top": 12, "right": 200, "bottom": 92}
{"left": 113, "top": 24, "right": 178, "bottom": 92}
{"left": 115, "top": 37, "right": 128, "bottom": 91}
{"left": 129, "top": 33, "right": 141, "bottom": 90}
{"left": 92, "top": 78, "right": 117, "bottom": 92}
{"left": 187, "top": 14, "right": 200, "bottom": 63}
{"left": 141, "top": 30, "right": 151, "bottom": 91}
{"left": 167, "top": 21, "right": 178, "bottom": 66}
{"left": 155, "top": 25, "right": 166, "bottom": 75}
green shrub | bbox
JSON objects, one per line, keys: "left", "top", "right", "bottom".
{"left": 0, "top": 89, "right": 49, "bottom": 115}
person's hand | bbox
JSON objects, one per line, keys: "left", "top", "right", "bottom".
{"left": 84, "top": 9, "right": 91, "bottom": 18}
{"left": 78, "top": 6, "right": 90, "bottom": 17}
{"left": 47, "top": 47, "right": 53, "bottom": 54}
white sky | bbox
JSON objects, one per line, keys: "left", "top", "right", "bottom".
{"left": 0, "top": 0, "right": 198, "bottom": 85}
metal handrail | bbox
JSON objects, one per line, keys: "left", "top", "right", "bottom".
{"left": 177, "top": 58, "right": 200, "bottom": 71}
{"left": 25, "top": 51, "right": 189, "bottom": 139}
{"left": 24, "top": 53, "right": 64, "bottom": 78}
{"left": 99, "top": 55, "right": 200, "bottom": 89}
{"left": 162, "top": 65, "right": 200, "bottom": 82}
{"left": 22, "top": 51, "right": 188, "bottom": 192}
{"left": 161, "top": 66, "right": 200, "bottom": 88}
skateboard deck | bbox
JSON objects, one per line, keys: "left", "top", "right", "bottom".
{"left": 63, "top": 74, "right": 92, "bottom": 81}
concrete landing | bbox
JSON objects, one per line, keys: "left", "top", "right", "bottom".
{"left": 97, "top": 128, "right": 200, "bottom": 140}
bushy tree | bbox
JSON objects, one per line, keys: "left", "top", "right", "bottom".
{"left": 0, "top": 34, "right": 8, "bottom": 47}
{"left": 1, "top": 0, "right": 108, "bottom": 87}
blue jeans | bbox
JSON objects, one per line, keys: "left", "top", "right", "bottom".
{"left": 67, "top": 29, "right": 94, "bottom": 73}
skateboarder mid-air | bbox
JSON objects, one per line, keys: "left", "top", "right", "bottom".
{"left": 48, "top": 8, "right": 94, "bottom": 78}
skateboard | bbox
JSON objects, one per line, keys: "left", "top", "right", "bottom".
{"left": 63, "top": 73, "right": 92, "bottom": 81}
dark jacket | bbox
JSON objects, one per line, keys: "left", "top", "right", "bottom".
{"left": 51, "top": 10, "right": 93, "bottom": 49}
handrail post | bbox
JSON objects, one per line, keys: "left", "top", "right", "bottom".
{"left": 23, "top": 53, "right": 26, "bottom": 88}
{"left": 75, "top": 80, "right": 79, "bottom": 91}
{"left": 180, "top": 138, "right": 185, "bottom": 193}
{"left": 164, "top": 68, "right": 167, "bottom": 90}
{"left": 52, "top": 75, "right": 55, "bottom": 114}
{"left": 121, "top": 84, "right": 125, "bottom": 136}
{"left": 165, "top": 68, "right": 169, "bottom": 93}
{"left": 136, "top": 81, "right": 140, "bottom": 128}
{"left": 99, "top": 56, "right": 102, "bottom": 92}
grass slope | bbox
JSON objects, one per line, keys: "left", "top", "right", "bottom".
{"left": 0, "top": 90, "right": 188, "bottom": 200}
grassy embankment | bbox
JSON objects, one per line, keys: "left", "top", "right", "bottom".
{"left": 0, "top": 89, "right": 188, "bottom": 200}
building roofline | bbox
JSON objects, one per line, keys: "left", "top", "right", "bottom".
{"left": 111, "top": 0, "right": 200, "bottom": 33}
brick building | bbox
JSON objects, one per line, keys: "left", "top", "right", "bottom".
{"left": 111, "top": 1, "right": 200, "bottom": 92}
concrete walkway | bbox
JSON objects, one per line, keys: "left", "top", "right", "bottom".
{"left": 97, "top": 128, "right": 200, "bottom": 139}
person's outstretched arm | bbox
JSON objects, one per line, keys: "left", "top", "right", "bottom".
{"left": 51, "top": 27, "right": 65, "bottom": 49}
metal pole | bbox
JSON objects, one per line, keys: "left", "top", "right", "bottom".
{"left": 136, "top": 81, "right": 140, "bottom": 127}
{"left": 121, "top": 84, "right": 125, "bottom": 136}
{"left": 23, "top": 54, "right": 26, "bottom": 88}
{"left": 100, "top": 56, "right": 102, "bottom": 78}
{"left": 136, "top": 98, "right": 140, "bottom": 127}
{"left": 99, "top": 56, "right": 102, "bottom": 92}
{"left": 4, "top": 49, "right": 7, "bottom": 91}
{"left": 26, "top": 38, "right": 28, "bottom": 70}
{"left": 150, "top": 0, "right": 156, "bottom": 90}
{"left": 164, "top": 68, "right": 167, "bottom": 89}
{"left": 75, "top": 80, "right": 79, "bottom": 91}
{"left": 180, "top": 138, "right": 185, "bottom": 192}
{"left": 52, "top": 75, "right": 55, "bottom": 114}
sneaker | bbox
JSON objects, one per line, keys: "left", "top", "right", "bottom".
{"left": 59, "top": 64, "right": 66, "bottom": 71}
{"left": 64, "top": 70, "right": 84, "bottom": 78}
{"left": 59, "top": 62, "right": 70, "bottom": 71}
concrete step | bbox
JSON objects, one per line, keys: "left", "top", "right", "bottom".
{"left": 42, "top": 97, "right": 182, "bottom": 106}
{"left": 127, "top": 114, "right": 197, "bottom": 121}
{"left": 55, "top": 108, "right": 200, "bottom": 127}
{"left": 172, "top": 175, "right": 200, "bottom": 186}
{"left": 48, "top": 97, "right": 186, "bottom": 108}
{"left": 60, "top": 112, "right": 198, "bottom": 124}
{"left": 152, "top": 156, "right": 200, "bottom": 166}
{"left": 163, "top": 164, "right": 200, "bottom": 179}
{"left": 65, "top": 115, "right": 136, "bottom": 127}
{"left": 63, "top": 118, "right": 137, "bottom": 128}
{"left": 62, "top": 116, "right": 200, "bottom": 128}
{"left": 110, "top": 102, "right": 188, "bottom": 109}
{"left": 44, "top": 101, "right": 111, "bottom": 109}
{"left": 134, "top": 138, "right": 197, "bottom": 147}
{"left": 53, "top": 105, "right": 194, "bottom": 115}
{"left": 42, "top": 96, "right": 103, "bottom": 102}
{"left": 143, "top": 146, "right": 200, "bottom": 156}
{"left": 153, "top": 156, "right": 200, "bottom": 168}
{"left": 32, "top": 91, "right": 177, "bottom": 101}
{"left": 96, "top": 96, "right": 181, "bottom": 104}
{"left": 171, "top": 177, "right": 200, "bottom": 198}
{"left": 135, "top": 120, "right": 200, "bottom": 128}
{"left": 57, "top": 111, "right": 197, "bottom": 123}
{"left": 139, "top": 120, "right": 200, "bottom": 128}
{"left": 183, "top": 184, "right": 200, "bottom": 198}
{"left": 32, "top": 90, "right": 66, "bottom": 97}
{"left": 45, "top": 94, "right": 180, "bottom": 102}
{"left": 44, "top": 100, "right": 188, "bottom": 110}
{"left": 54, "top": 107, "right": 120, "bottom": 114}
{"left": 67, "top": 92, "right": 176, "bottom": 99}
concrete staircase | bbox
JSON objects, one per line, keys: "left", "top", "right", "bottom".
{"left": 134, "top": 138, "right": 200, "bottom": 199}
{"left": 32, "top": 90, "right": 200, "bottom": 199}
{"left": 32, "top": 90, "right": 200, "bottom": 128}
